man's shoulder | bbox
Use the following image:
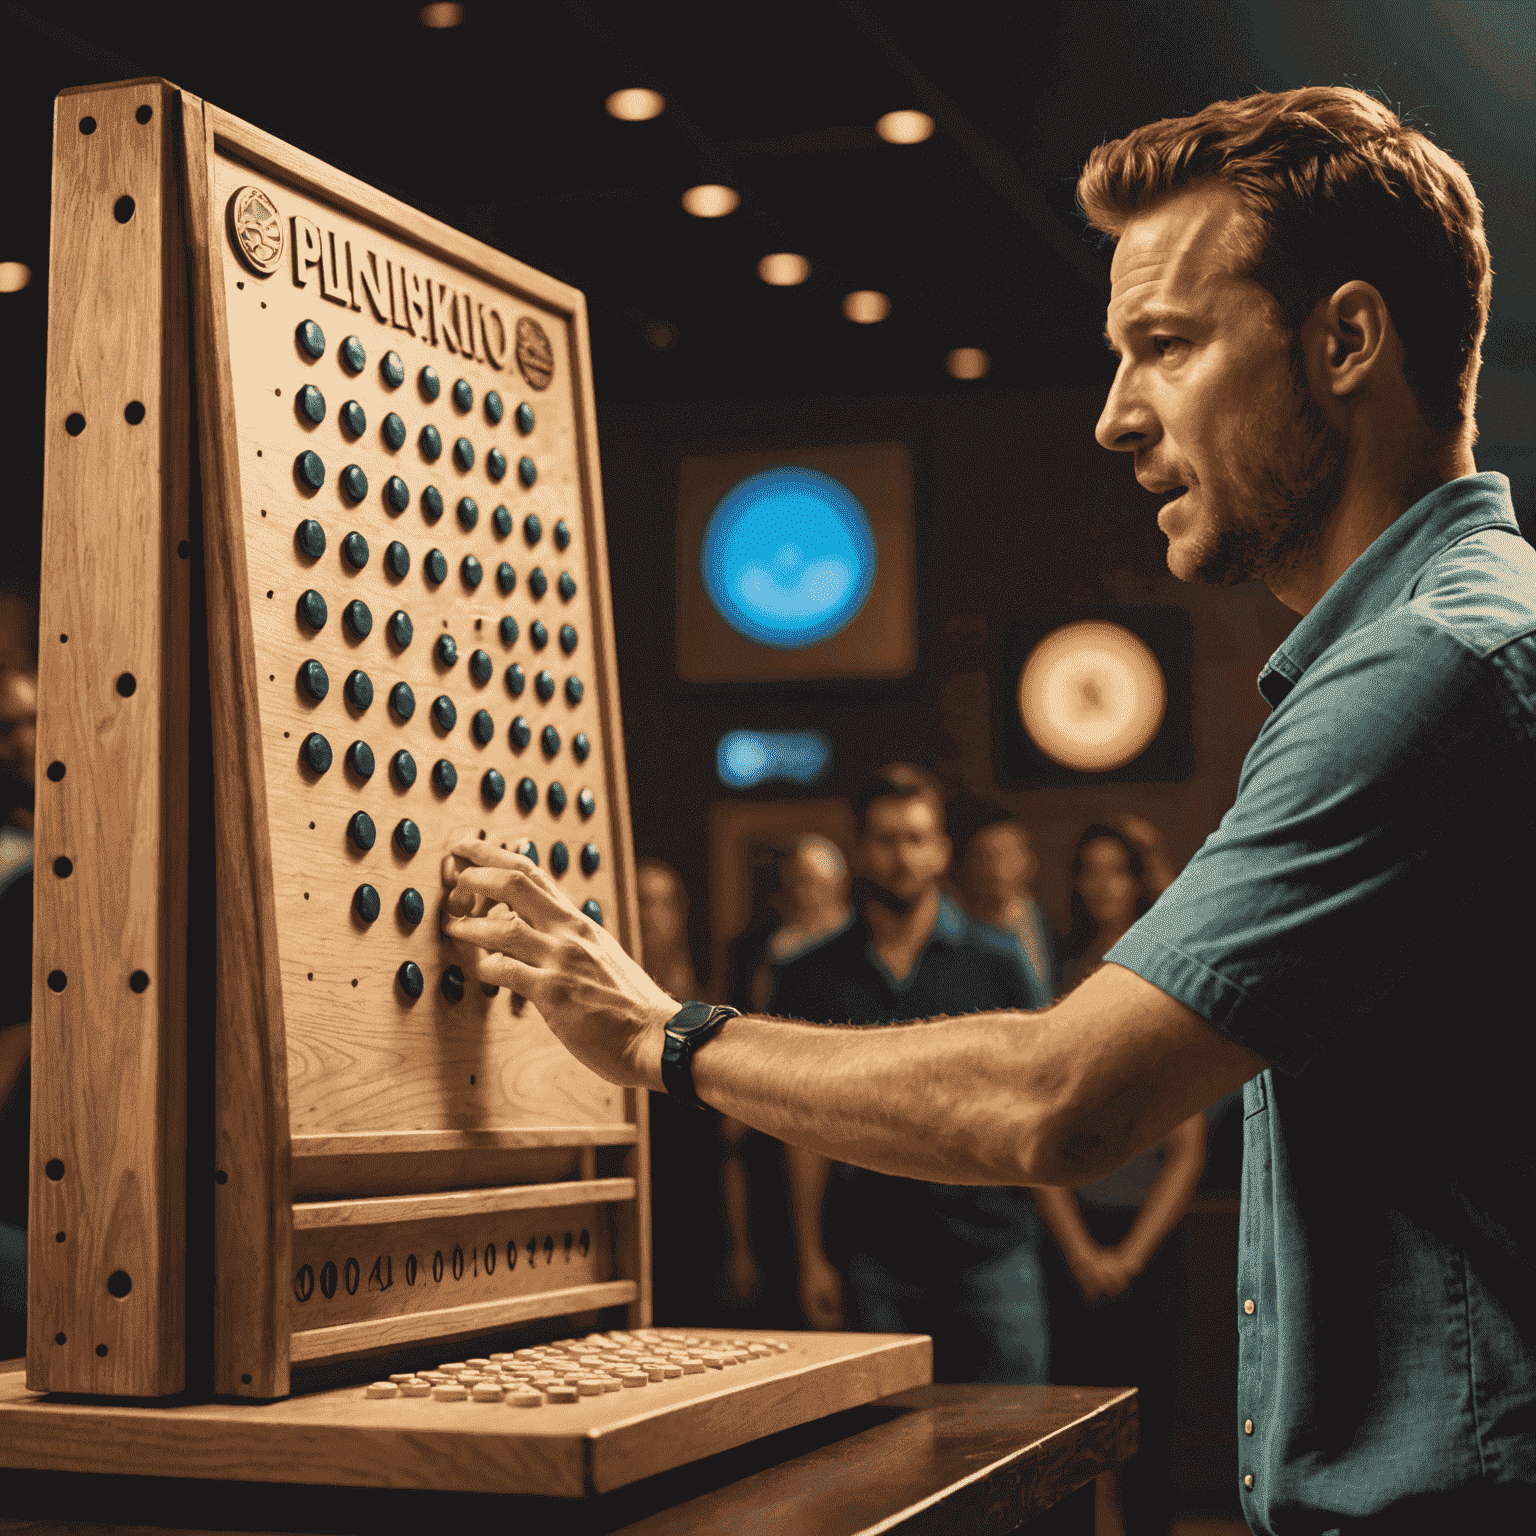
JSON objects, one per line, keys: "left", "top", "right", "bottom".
{"left": 1406, "top": 522, "right": 1536, "bottom": 664}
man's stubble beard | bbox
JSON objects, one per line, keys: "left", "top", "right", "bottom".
{"left": 1187, "top": 339, "right": 1347, "bottom": 589}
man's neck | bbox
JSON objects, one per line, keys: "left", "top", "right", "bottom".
{"left": 865, "top": 886, "right": 940, "bottom": 984}
{"left": 1267, "top": 437, "right": 1477, "bottom": 615}
{"left": 969, "top": 891, "right": 1031, "bottom": 928}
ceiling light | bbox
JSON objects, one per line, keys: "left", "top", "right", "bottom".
{"left": 945, "top": 347, "right": 990, "bottom": 380}
{"left": 758, "top": 253, "right": 810, "bottom": 286}
{"left": 418, "top": 2, "right": 463, "bottom": 27}
{"left": 843, "top": 290, "right": 891, "bottom": 324}
{"left": 606, "top": 88, "right": 665, "bottom": 122}
{"left": 877, "top": 110, "right": 935, "bottom": 145}
{"left": 0, "top": 262, "right": 32, "bottom": 294}
{"left": 681, "top": 184, "right": 740, "bottom": 218}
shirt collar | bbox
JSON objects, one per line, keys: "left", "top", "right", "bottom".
{"left": 859, "top": 891, "right": 967, "bottom": 993}
{"left": 1256, "top": 472, "right": 1518, "bottom": 708}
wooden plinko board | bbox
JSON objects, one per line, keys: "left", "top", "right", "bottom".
{"left": 32, "top": 79, "right": 650, "bottom": 1402}
{"left": 0, "top": 1332, "right": 934, "bottom": 1498}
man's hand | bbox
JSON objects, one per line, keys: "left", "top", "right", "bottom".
{"left": 798, "top": 1251, "right": 846, "bottom": 1330}
{"left": 439, "top": 835, "right": 677, "bottom": 1091}
{"left": 1068, "top": 1243, "right": 1139, "bottom": 1305}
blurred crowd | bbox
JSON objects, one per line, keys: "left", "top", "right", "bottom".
{"left": 644, "top": 767, "right": 1241, "bottom": 1536}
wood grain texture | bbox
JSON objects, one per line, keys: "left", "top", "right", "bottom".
{"left": 293, "top": 1176, "right": 634, "bottom": 1229}
{"left": 0, "top": 1332, "right": 934, "bottom": 1498}
{"left": 179, "top": 86, "right": 296, "bottom": 1401}
{"left": 29, "top": 77, "right": 191, "bottom": 1398}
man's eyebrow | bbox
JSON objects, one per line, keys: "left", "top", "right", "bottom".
{"left": 1103, "top": 307, "right": 1199, "bottom": 351}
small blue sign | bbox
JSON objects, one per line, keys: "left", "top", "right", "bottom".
{"left": 701, "top": 467, "right": 878, "bottom": 648}
{"left": 716, "top": 730, "right": 832, "bottom": 789}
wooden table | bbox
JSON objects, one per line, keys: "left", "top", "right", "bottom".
{"left": 0, "top": 1372, "right": 1133, "bottom": 1534}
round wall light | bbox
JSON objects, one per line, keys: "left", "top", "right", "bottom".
{"left": 758, "top": 253, "right": 810, "bottom": 286}
{"left": 843, "top": 290, "right": 891, "bottom": 324}
{"left": 682, "top": 184, "right": 740, "bottom": 218}
{"left": 876, "top": 110, "right": 935, "bottom": 144}
{"left": 606, "top": 88, "right": 665, "bottom": 121}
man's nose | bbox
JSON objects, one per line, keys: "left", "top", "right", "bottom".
{"left": 1094, "top": 362, "right": 1157, "bottom": 453}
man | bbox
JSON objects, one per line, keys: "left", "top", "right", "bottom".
{"left": 445, "top": 86, "right": 1535, "bottom": 1529}
{"left": 955, "top": 816, "right": 1055, "bottom": 1007}
{"left": 775, "top": 768, "right": 1050, "bottom": 1384}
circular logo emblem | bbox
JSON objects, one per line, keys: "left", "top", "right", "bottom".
{"left": 227, "top": 185, "right": 283, "bottom": 276}
{"left": 515, "top": 316, "right": 555, "bottom": 390}
{"left": 701, "top": 467, "right": 878, "bottom": 649}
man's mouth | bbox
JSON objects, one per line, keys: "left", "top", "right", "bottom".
{"left": 1163, "top": 486, "right": 1188, "bottom": 503}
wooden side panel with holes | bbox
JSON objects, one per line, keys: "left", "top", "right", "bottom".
{"left": 29, "top": 78, "right": 192, "bottom": 1396}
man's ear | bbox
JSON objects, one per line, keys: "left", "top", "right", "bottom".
{"left": 1313, "top": 280, "right": 1396, "bottom": 399}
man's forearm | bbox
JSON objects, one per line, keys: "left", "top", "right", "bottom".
{"left": 784, "top": 1143, "right": 834, "bottom": 1263}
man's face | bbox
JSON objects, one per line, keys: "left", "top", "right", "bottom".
{"left": 637, "top": 867, "right": 685, "bottom": 954}
{"left": 963, "top": 825, "right": 1037, "bottom": 904}
{"left": 857, "top": 795, "right": 950, "bottom": 908}
{"left": 1096, "top": 180, "right": 1344, "bottom": 588}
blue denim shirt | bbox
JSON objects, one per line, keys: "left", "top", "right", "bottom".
{"left": 1110, "top": 473, "right": 1536, "bottom": 1531}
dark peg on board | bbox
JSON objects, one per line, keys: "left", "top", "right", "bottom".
{"left": 535, "top": 670, "right": 554, "bottom": 701}
{"left": 505, "top": 662, "right": 525, "bottom": 696}
{"left": 399, "top": 888, "right": 425, "bottom": 925}
{"left": 547, "top": 782, "right": 567, "bottom": 815}
{"left": 572, "top": 731, "right": 590, "bottom": 761}
{"left": 482, "top": 768, "right": 506, "bottom": 804}
{"left": 394, "top": 818, "right": 421, "bottom": 855}
{"left": 398, "top": 960, "right": 424, "bottom": 998}
{"left": 472, "top": 709, "right": 494, "bottom": 745}
{"left": 425, "top": 548, "right": 448, "bottom": 584}
{"left": 296, "top": 519, "right": 326, "bottom": 559}
{"left": 578, "top": 788, "right": 595, "bottom": 818}
{"left": 487, "top": 447, "right": 507, "bottom": 481}
{"left": 385, "top": 540, "right": 410, "bottom": 578}
{"left": 419, "top": 365, "right": 440, "bottom": 400}
{"left": 347, "top": 810, "right": 376, "bottom": 851}
{"left": 497, "top": 562, "right": 515, "bottom": 595}
{"left": 391, "top": 749, "right": 417, "bottom": 788}
{"left": 559, "top": 624, "right": 578, "bottom": 654}
{"left": 523, "top": 513, "right": 541, "bottom": 545}
{"left": 518, "top": 456, "right": 537, "bottom": 487}
{"left": 484, "top": 390, "right": 503, "bottom": 424}
{"left": 441, "top": 965, "right": 465, "bottom": 1002}
{"left": 380, "top": 350, "right": 405, "bottom": 388}
{"left": 297, "top": 589, "right": 328, "bottom": 631}
{"left": 432, "top": 759, "right": 458, "bottom": 793}
{"left": 509, "top": 715, "right": 531, "bottom": 750}
{"left": 343, "top": 670, "right": 373, "bottom": 710}
{"left": 516, "top": 776, "right": 537, "bottom": 812}
{"left": 528, "top": 568, "right": 548, "bottom": 600}
{"left": 421, "top": 485, "right": 444, "bottom": 522}
{"left": 558, "top": 571, "right": 576, "bottom": 600}
{"left": 299, "top": 732, "right": 332, "bottom": 774}
{"left": 469, "top": 649, "right": 493, "bottom": 684}
{"left": 553, "top": 519, "right": 570, "bottom": 550}
{"left": 457, "top": 496, "right": 478, "bottom": 531}
{"left": 296, "top": 450, "right": 325, "bottom": 489}
{"left": 343, "top": 599, "right": 372, "bottom": 639}
{"left": 342, "top": 531, "right": 369, "bottom": 569}
{"left": 419, "top": 424, "right": 442, "bottom": 461}
{"left": 388, "top": 610, "right": 414, "bottom": 649}
{"left": 454, "top": 437, "right": 474, "bottom": 472}
{"left": 382, "top": 412, "right": 406, "bottom": 450}
{"left": 581, "top": 843, "right": 600, "bottom": 875}
{"left": 549, "top": 841, "right": 569, "bottom": 875}
{"left": 461, "top": 555, "right": 483, "bottom": 589}
{"left": 493, "top": 504, "right": 512, "bottom": 537}
{"left": 340, "top": 399, "right": 365, "bottom": 437}
{"left": 515, "top": 402, "right": 534, "bottom": 434}
{"left": 346, "top": 741, "right": 375, "bottom": 780}
{"left": 435, "top": 634, "right": 458, "bottom": 668}
{"left": 565, "top": 676, "right": 583, "bottom": 705}
{"left": 582, "top": 899, "right": 603, "bottom": 926}
{"left": 384, "top": 475, "right": 409, "bottom": 513}
{"left": 297, "top": 383, "right": 325, "bottom": 424}
{"left": 452, "top": 378, "right": 473, "bottom": 411}
{"left": 298, "top": 659, "right": 329, "bottom": 702}
{"left": 353, "top": 883, "right": 380, "bottom": 922}
{"left": 341, "top": 465, "right": 367, "bottom": 503}
{"left": 390, "top": 681, "right": 415, "bottom": 719}
{"left": 541, "top": 724, "right": 560, "bottom": 757}
{"left": 297, "top": 319, "right": 325, "bottom": 358}
{"left": 339, "top": 335, "right": 365, "bottom": 374}
{"left": 530, "top": 620, "right": 548, "bottom": 650}
{"left": 431, "top": 694, "right": 457, "bottom": 730}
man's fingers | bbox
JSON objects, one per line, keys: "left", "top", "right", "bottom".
{"left": 442, "top": 909, "right": 561, "bottom": 965}
{"left": 450, "top": 861, "right": 587, "bottom": 929}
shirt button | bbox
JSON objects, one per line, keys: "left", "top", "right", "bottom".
{"left": 1244, "top": 1474, "right": 1254, "bottom": 1489}
{"left": 1244, "top": 1419, "right": 1254, "bottom": 1435}
{"left": 1244, "top": 1299, "right": 1255, "bottom": 1315}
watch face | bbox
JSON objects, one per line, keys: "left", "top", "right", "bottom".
{"left": 1016, "top": 620, "right": 1167, "bottom": 772}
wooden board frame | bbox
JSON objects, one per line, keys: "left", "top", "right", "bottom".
{"left": 32, "top": 78, "right": 648, "bottom": 1402}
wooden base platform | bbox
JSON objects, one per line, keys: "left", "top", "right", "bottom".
{"left": 0, "top": 1330, "right": 930, "bottom": 1497}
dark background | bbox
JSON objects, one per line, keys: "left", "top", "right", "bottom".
{"left": 3, "top": 0, "right": 1531, "bottom": 967}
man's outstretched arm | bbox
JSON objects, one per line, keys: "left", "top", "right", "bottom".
{"left": 440, "top": 839, "right": 1267, "bottom": 1188}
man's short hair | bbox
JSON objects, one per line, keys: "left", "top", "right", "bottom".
{"left": 1076, "top": 86, "right": 1491, "bottom": 436}
{"left": 853, "top": 763, "right": 946, "bottom": 836}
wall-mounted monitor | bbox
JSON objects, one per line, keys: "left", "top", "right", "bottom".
{"left": 995, "top": 606, "right": 1194, "bottom": 786}
{"left": 675, "top": 441, "right": 917, "bottom": 685}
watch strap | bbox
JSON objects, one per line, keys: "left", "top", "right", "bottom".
{"left": 661, "top": 1003, "right": 739, "bottom": 1111}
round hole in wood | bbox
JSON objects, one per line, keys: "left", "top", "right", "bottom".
{"left": 54, "top": 857, "right": 72, "bottom": 877}
{"left": 55, "top": 1332, "right": 66, "bottom": 1345}
{"left": 96, "top": 1344, "right": 108, "bottom": 1357}
{"left": 117, "top": 673, "right": 137, "bottom": 697}
{"left": 135, "top": 104, "right": 153, "bottom": 124}
{"left": 215, "top": 1170, "right": 228, "bottom": 1184}
{"left": 242, "top": 1374, "right": 252, "bottom": 1385}
{"left": 178, "top": 541, "right": 190, "bottom": 558}
{"left": 113, "top": 196, "right": 135, "bottom": 224}
{"left": 107, "top": 1270, "right": 132, "bottom": 1298}
{"left": 55, "top": 1231, "right": 65, "bottom": 1243}
{"left": 65, "top": 413, "right": 86, "bottom": 436}
{"left": 46, "top": 1159, "right": 64, "bottom": 1181}
{"left": 129, "top": 970, "right": 150, "bottom": 993}
{"left": 59, "top": 634, "right": 67, "bottom": 643}
{"left": 79, "top": 116, "right": 97, "bottom": 134}
{"left": 47, "top": 970, "right": 66, "bottom": 992}
{"left": 47, "top": 761, "right": 65, "bottom": 781}
{"left": 124, "top": 401, "right": 146, "bottom": 425}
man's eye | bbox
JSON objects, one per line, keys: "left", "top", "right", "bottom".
{"left": 1153, "top": 337, "right": 1187, "bottom": 356}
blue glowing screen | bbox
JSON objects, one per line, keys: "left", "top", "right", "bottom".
{"left": 717, "top": 730, "right": 832, "bottom": 789}
{"left": 701, "top": 467, "right": 878, "bottom": 648}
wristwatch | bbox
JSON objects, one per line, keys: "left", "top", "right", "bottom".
{"left": 661, "top": 1003, "right": 740, "bottom": 1111}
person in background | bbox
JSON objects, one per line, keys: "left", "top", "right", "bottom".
{"left": 956, "top": 816, "right": 1054, "bottom": 1009}
{"left": 0, "top": 592, "right": 38, "bottom": 1360}
{"left": 776, "top": 766, "right": 1051, "bottom": 1383}
{"left": 1035, "top": 819, "right": 1207, "bottom": 1536}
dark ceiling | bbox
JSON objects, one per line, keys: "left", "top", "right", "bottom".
{"left": 3, "top": 0, "right": 1532, "bottom": 589}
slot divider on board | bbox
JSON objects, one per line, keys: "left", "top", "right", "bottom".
{"left": 293, "top": 1177, "right": 635, "bottom": 1231}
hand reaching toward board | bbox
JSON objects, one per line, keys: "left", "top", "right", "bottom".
{"left": 441, "top": 833, "right": 677, "bottom": 1091}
